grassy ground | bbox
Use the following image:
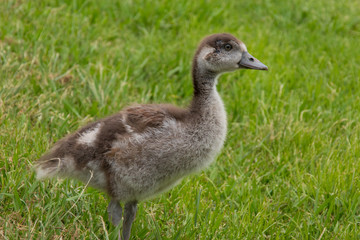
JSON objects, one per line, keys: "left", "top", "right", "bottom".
{"left": 1, "top": 0, "right": 360, "bottom": 239}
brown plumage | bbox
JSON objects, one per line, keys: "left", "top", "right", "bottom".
{"left": 35, "top": 33, "right": 268, "bottom": 240}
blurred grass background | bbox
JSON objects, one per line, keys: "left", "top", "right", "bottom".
{"left": 1, "top": 0, "right": 360, "bottom": 239}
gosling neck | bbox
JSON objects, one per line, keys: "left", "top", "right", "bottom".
{"left": 190, "top": 60, "right": 223, "bottom": 114}
{"left": 191, "top": 59, "right": 219, "bottom": 98}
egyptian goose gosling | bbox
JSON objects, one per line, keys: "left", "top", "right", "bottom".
{"left": 35, "top": 33, "right": 267, "bottom": 240}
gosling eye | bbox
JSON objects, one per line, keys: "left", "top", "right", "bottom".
{"left": 224, "top": 44, "right": 232, "bottom": 51}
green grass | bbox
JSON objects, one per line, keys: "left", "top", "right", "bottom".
{"left": 1, "top": 0, "right": 360, "bottom": 239}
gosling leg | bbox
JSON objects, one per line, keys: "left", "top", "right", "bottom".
{"left": 122, "top": 201, "right": 137, "bottom": 240}
{"left": 107, "top": 199, "right": 122, "bottom": 226}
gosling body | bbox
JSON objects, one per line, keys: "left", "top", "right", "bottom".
{"left": 35, "top": 33, "right": 268, "bottom": 240}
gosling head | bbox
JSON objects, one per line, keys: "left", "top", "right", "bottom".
{"left": 195, "top": 33, "right": 268, "bottom": 74}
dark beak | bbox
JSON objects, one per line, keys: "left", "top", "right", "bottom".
{"left": 238, "top": 52, "right": 268, "bottom": 70}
